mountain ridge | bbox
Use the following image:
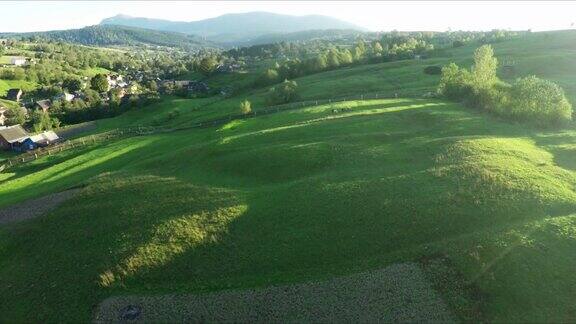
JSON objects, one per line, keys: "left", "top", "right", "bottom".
{"left": 100, "top": 11, "right": 367, "bottom": 43}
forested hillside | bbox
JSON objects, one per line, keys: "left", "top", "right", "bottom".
{"left": 1, "top": 25, "right": 215, "bottom": 50}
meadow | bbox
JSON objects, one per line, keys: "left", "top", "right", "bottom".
{"left": 1, "top": 31, "right": 576, "bottom": 322}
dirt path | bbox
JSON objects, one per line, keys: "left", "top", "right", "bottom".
{"left": 0, "top": 189, "right": 81, "bottom": 225}
{"left": 56, "top": 121, "right": 97, "bottom": 139}
{"left": 95, "top": 262, "right": 454, "bottom": 323}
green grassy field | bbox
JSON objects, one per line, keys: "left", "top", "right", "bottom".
{"left": 2, "top": 98, "right": 576, "bottom": 322}
{"left": 0, "top": 79, "right": 37, "bottom": 97}
{"left": 1, "top": 31, "right": 576, "bottom": 322}
{"left": 0, "top": 79, "right": 37, "bottom": 96}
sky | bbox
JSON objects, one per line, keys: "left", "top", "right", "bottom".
{"left": 1, "top": 1, "right": 575, "bottom": 33}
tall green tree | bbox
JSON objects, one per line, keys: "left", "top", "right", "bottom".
{"left": 196, "top": 56, "right": 219, "bottom": 77}
{"left": 63, "top": 77, "right": 83, "bottom": 92}
{"left": 90, "top": 74, "right": 109, "bottom": 92}
{"left": 471, "top": 45, "right": 498, "bottom": 90}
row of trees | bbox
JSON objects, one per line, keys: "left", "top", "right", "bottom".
{"left": 438, "top": 45, "right": 572, "bottom": 126}
{"left": 255, "top": 37, "right": 435, "bottom": 88}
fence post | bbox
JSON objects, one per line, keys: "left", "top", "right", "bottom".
{"left": 34, "top": 153, "right": 38, "bottom": 159}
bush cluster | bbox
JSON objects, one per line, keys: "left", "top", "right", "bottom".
{"left": 438, "top": 45, "right": 572, "bottom": 126}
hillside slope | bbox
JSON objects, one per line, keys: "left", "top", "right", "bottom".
{"left": 0, "top": 25, "right": 215, "bottom": 49}
{"left": 1, "top": 98, "right": 576, "bottom": 322}
{"left": 2, "top": 31, "right": 576, "bottom": 322}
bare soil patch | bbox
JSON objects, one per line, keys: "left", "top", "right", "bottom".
{"left": 95, "top": 262, "right": 454, "bottom": 323}
{"left": 0, "top": 189, "right": 81, "bottom": 225}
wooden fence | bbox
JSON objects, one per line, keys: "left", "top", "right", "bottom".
{"left": 0, "top": 91, "right": 423, "bottom": 172}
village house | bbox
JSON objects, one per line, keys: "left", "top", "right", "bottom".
{"left": 173, "top": 80, "right": 191, "bottom": 87}
{"left": 0, "top": 124, "right": 29, "bottom": 150}
{"left": 188, "top": 81, "right": 210, "bottom": 94}
{"left": 0, "top": 106, "right": 7, "bottom": 126}
{"left": 53, "top": 92, "right": 75, "bottom": 102}
{"left": 216, "top": 63, "right": 242, "bottom": 73}
{"left": 6, "top": 88, "right": 23, "bottom": 102}
{"left": 107, "top": 74, "right": 124, "bottom": 88}
{"left": 34, "top": 99, "right": 52, "bottom": 112}
{"left": 9, "top": 56, "right": 27, "bottom": 66}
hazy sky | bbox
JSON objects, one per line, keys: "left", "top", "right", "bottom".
{"left": 1, "top": 1, "right": 575, "bottom": 33}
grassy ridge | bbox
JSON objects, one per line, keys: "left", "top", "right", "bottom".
{"left": 1, "top": 98, "right": 576, "bottom": 322}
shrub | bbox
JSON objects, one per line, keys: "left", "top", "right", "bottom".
{"left": 256, "top": 69, "right": 280, "bottom": 86}
{"left": 453, "top": 40, "right": 465, "bottom": 48}
{"left": 424, "top": 65, "right": 442, "bottom": 75}
{"left": 506, "top": 76, "right": 572, "bottom": 125}
{"left": 167, "top": 108, "right": 180, "bottom": 120}
{"left": 437, "top": 46, "right": 571, "bottom": 127}
{"left": 266, "top": 80, "right": 299, "bottom": 105}
{"left": 437, "top": 63, "right": 474, "bottom": 100}
{"left": 239, "top": 100, "right": 252, "bottom": 115}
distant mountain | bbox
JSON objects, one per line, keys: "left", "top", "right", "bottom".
{"left": 100, "top": 12, "right": 367, "bottom": 43}
{"left": 0, "top": 25, "right": 215, "bottom": 49}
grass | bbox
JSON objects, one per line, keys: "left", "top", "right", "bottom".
{"left": 81, "top": 66, "right": 110, "bottom": 77}
{"left": 2, "top": 30, "right": 576, "bottom": 322}
{"left": 1, "top": 98, "right": 576, "bottom": 322}
{"left": 0, "top": 79, "right": 37, "bottom": 97}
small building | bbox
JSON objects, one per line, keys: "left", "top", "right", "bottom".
{"left": 30, "top": 130, "right": 59, "bottom": 147}
{"left": 0, "top": 106, "right": 6, "bottom": 126}
{"left": 0, "top": 124, "right": 29, "bottom": 150}
{"left": 174, "top": 80, "right": 191, "bottom": 87}
{"left": 35, "top": 99, "right": 52, "bottom": 112}
{"left": 16, "top": 137, "right": 36, "bottom": 152}
{"left": 6, "top": 88, "right": 23, "bottom": 102}
{"left": 187, "top": 81, "right": 210, "bottom": 94}
{"left": 53, "top": 92, "right": 75, "bottom": 102}
{"left": 9, "top": 56, "right": 26, "bottom": 66}
{"left": 107, "top": 74, "right": 124, "bottom": 88}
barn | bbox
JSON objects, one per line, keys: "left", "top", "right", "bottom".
{"left": 0, "top": 125, "right": 29, "bottom": 150}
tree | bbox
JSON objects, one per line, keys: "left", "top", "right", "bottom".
{"left": 63, "top": 77, "right": 83, "bottom": 92}
{"left": 266, "top": 80, "right": 299, "bottom": 105}
{"left": 507, "top": 76, "right": 572, "bottom": 125}
{"left": 471, "top": 45, "right": 498, "bottom": 90}
{"left": 373, "top": 41, "right": 384, "bottom": 54}
{"left": 90, "top": 74, "right": 109, "bottom": 92}
{"left": 31, "top": 110, "right": 52, "bottom": 132}
{"left": 239, "top": 99, "right": 252, "bottom": 115}
{"left": 256, "top": 68, "right": 280, "bottom": 86}
{"left": 326, "top": 49, "right": 340, "bottom": 68}
{"left": 12, "top": 67, "right": 25, "bottom": 80}
{"left": 6, "top": 107, "right": 26, "bottom": 126}
{"left": 196, "top": 56, "right": 218, "bottom": 77}
{"left": 437, "top": 63, "right": 473, "bottom": 100}
{"left": 147, "top": 80, "right": 158, "bottom": 93}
